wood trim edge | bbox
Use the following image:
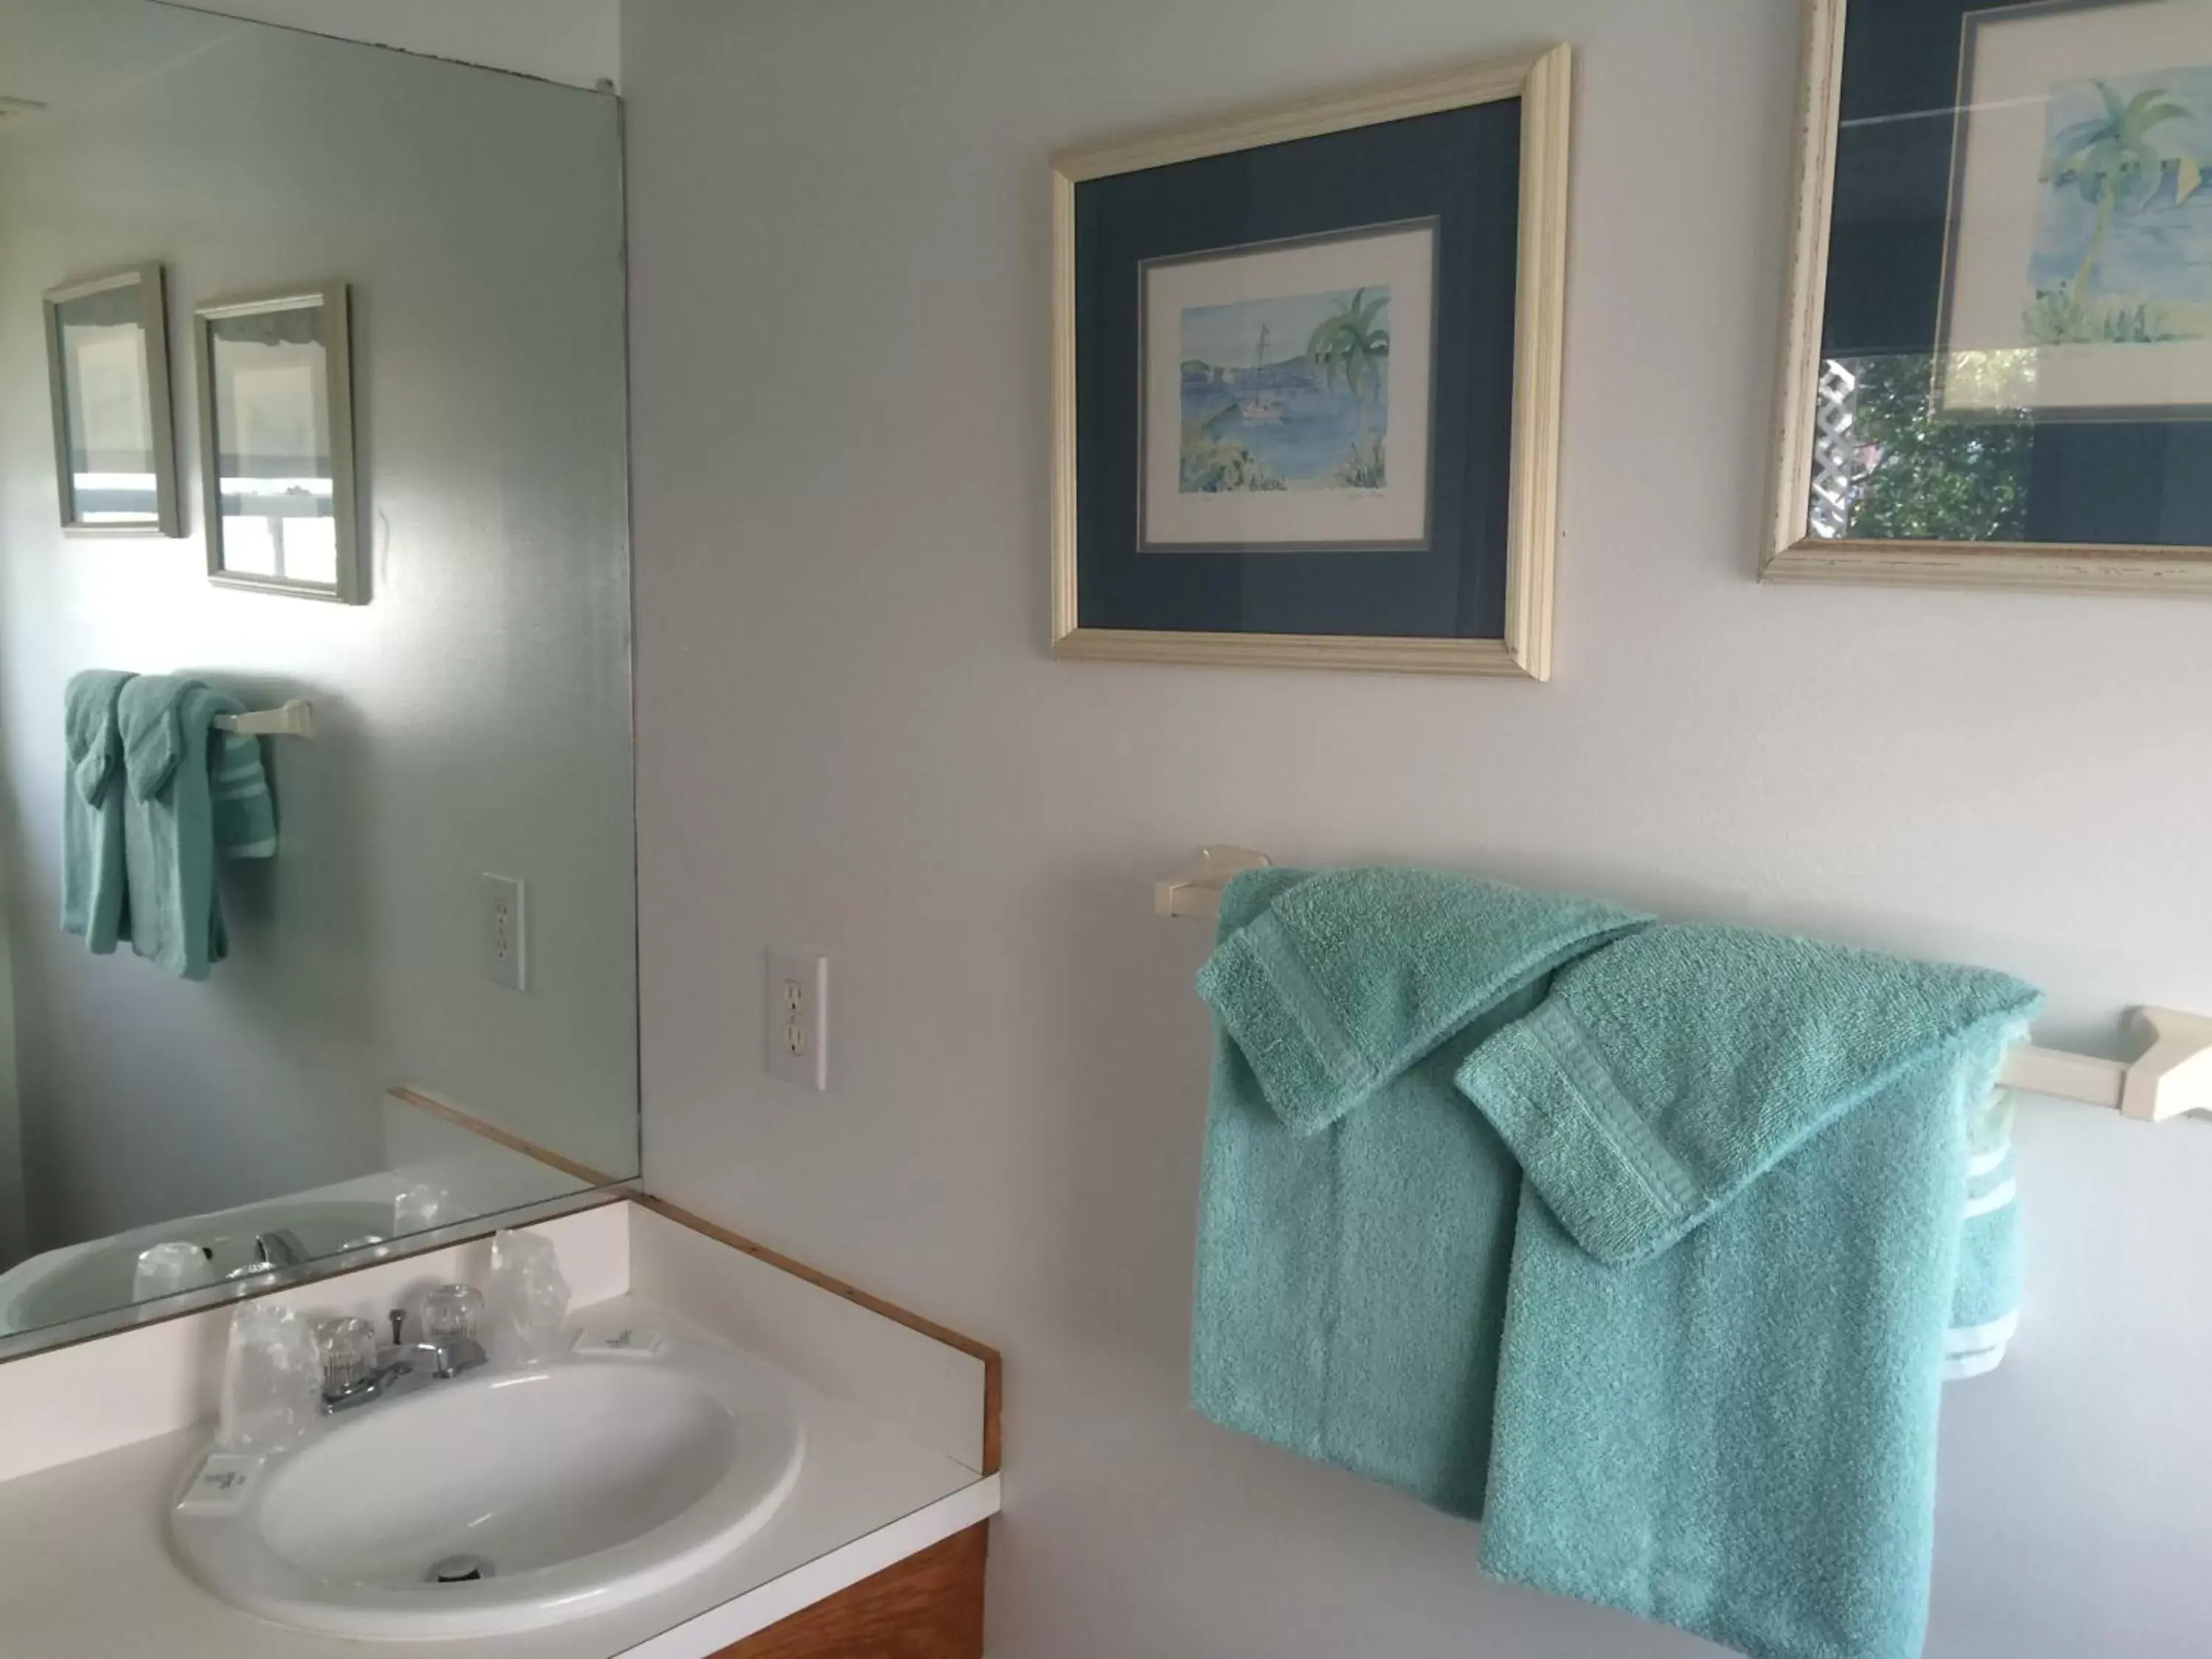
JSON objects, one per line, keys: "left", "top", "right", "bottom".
{"left": 635, "top": 1196, "right": 1004, "bottom": 1477}
{"left": 700, "top": 1522, "right": 988, "bottom": 1659}
{"left": 386, "top": 1085, "right": 623, "bottom": 1189}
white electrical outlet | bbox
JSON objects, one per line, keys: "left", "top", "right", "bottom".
{"left": 484, "top": 874, "right": 526, "bottom": 992}
{"left": 766, "top": 950, "right": 828, "bottom": 1091}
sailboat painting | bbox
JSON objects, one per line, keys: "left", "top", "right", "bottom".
{"left": 1141, "top": 220, "right": 1436, "bottom": 551}
{"left": 1177, "top": 293, "right": 1389, "bottom": 493}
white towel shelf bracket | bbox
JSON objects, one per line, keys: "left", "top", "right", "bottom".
{"left": 1156, "top": 846, "right": 2211, "bottom": 1124}
{"left": 212, "top": 699, "right": 315, "bottom": 739}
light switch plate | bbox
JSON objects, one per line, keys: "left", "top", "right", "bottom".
{"left": 766, "top": 950, "right": 828, "bottom": 1091}
{"left": 484, "top": 874, "right": 526, "bottom": 992}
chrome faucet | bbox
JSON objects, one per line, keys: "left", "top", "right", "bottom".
{"left": 316, "top": 1285, "right": 488, "bottom": 1415}
{"left": 254, "top": 1228, "right": 309, "bottom": 1269}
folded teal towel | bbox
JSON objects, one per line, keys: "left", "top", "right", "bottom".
{"left": 1198, "top": 866, "right": 1652, "bottom": 1138}
{"left": 1195, "top": 871, "right": 2041, "bottom": 1659}
{"left": 1458, "top": 923, "right": 2038, "bottom": 1659}
{"left": 117, "top": 678, "right": 277, "bottom": 980}
{"left": 61, "top": 669, "right": 134, "bottom": 953}
{"left": 1193, "top": 867, "right": 1652, "bottom": 1517}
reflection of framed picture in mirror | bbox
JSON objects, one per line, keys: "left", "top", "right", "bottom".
{"left": 1769, "top": 0, "right": 2212, "bottom": 594}
{"left": 195, "top": 281, "right": 362, "bottom": 604}
{"left": 41, "top": 262, "right": 181, "bottom": 537}
{"left": 1051, "top": 49, "right": 1571, "bottom": 677}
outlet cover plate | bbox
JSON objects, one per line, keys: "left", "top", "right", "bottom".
{"left": 483, "top": 874, "right": 526, "bottom": 992}
{"left": 767, "top": 950, "right": 828, "bottom": 1091}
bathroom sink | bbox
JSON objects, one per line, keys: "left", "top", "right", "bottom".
{"left": 171, "top": 1333, "right": 804, "bottom": 1638}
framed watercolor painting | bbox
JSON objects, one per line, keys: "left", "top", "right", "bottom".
{"left": 1769, "top": 0, "right": 2212, "bottom": 594}
{"left": 1051, "top": 49, "right": 1571, "bottom": 677}
{"left": 41, "top": 262, "right": 181, "bottom": 538}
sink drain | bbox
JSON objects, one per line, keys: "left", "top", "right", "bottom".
{"left": 428, "top": 1555, "right": 494, "bottom": 1585}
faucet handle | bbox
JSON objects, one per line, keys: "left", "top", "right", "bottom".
{"left": 314, "top": 1315, "right": 380, "bottom": 1396}
{"left": 388, "top": 1308, "right": 406, "bottom": 1347}
{"left": 422, "top": 1284, "right": 484, "bottom": 1344}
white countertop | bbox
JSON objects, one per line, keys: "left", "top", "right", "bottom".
{"left": 0, "top": 1295, "right": 998, "bottom": 1658}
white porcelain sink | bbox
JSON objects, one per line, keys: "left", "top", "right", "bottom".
{"left": 171, "top": 1334, "right": 804, "bottom": 1638}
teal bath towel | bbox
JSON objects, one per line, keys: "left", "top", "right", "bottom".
{"left": 1193, "top": 867, "right": 1652, "bottom": 1517}
{"left": 1459, "top": 922, "right": 2038, "bottom": 1659}
{"left": 61, "top": 669, "right": 135, "bottom": 952}
{"left": 1194, "top": 870, "right": 2039, "bottom": 1659}
{"left": 117, "top": 678, "right": 278, "bottom": 980}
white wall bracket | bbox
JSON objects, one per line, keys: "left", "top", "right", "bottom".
{"left": 212, "top": 699, "right": 315, "bottom": 738}
{"left": 1156, "top": 846, "right": 2212, "bottom": 1123}
{"left": 1155, "top": 846, "right": 1273, "bottom": 919}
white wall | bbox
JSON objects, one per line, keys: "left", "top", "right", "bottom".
{"left": 623, "top": 1, "right": 2212, "bottom": 1655}
{"left": 162, "top": 0, "right": 622, "bottom": 89}
{"left": 0, "top": 0, "right": 637, "bottom": 1255}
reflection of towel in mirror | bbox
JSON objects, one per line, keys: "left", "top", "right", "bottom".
{"left": 61, "top": 669, "right": 136, "bottom": 952}
{"left": 116, "top": 678, "right": 278, "bottom": 979}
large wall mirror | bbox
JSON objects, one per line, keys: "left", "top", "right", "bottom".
{"left": 0, "top": 0, "right": 636, "bottom": 1355}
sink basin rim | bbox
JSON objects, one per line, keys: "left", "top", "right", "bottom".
{"left": 170, "top": 1331, "right": 804, "bottom": 1640}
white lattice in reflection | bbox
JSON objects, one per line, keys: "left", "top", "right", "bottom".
{"left": 1808, "top": 358, "right": 1860, "bottom": 540}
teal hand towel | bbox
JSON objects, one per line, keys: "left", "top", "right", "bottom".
{"left": 61, "top": 669, "right": 134, "bottom": 952}
{"left": 1459, "top": 925, "right": 2039, "bottom": 1659}
{"left": 209, "top": 704, "right": 279, "bottom": 861}
{"left": 1192, "top": 867, "right": 1653, "bottom": 1517}
{"left": 1197, "top": 865, "right": 1653, "bottom": 1137}
{"left": 118, "top": 680, "right": 276, "bottom": 979}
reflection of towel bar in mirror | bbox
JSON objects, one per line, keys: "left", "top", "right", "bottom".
{"left": 212, "top": 699, "right": 315, "bottom": 739}
{"left": 1155, "top": 845, "right": 2212, "bottom": 1125}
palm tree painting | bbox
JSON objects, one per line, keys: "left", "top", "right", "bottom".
{"left": 2026, "top": 68, "right": 2212, "bottom": 346}
{"left": 1177, "top": 284, "right": 1394, "bottom": 494}
{"left": 1307, "top": 290, "right": 1391, "bottom": 486}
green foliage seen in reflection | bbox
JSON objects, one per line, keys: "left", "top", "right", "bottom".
{"left": 1840, "top": 355, "right": 2032, "bottom": 543}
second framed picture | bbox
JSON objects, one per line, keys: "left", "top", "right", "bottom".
{"left": 1051, "top": 49, "right": 1572, "bottom": 678}
{"left": 195, "top": 281, "right": 364, "bottom": 605}
{"left": 1769, "top": 0, "right": 2212, "bottom": 593}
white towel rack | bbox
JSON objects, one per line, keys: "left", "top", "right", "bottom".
{"left": 212, "top": 699, "right": 315, "bottom": 738}
{"left": 1156, "top": 845, "right": 2212, "bottom": 1125}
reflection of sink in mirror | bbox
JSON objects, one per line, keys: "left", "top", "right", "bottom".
{"left": 173, "top": 1338, "right": 804, "bottom": 1639}
{"left": 0, "top": 1196, "right": 396, "bottom": 1336}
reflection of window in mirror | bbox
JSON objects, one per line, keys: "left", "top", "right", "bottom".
{"left": 213, "top": 333, "right": 335, "bottom": 584}
{"left": 196, "top": 286, "right": 358, "bottom": 602}
{"left": 40, "top": 262, "right": 180, "bottom": 536}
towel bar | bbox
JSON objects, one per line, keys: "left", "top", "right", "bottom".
{"left": 212, "top": 699, "right": 314, "bottom": 738}
{"left": 1156, "top": 846, "right": 2212, "bottom": 1124}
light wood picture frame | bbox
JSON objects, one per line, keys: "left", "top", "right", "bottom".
{"left": 1050, "top": 47, "right": 1573, "bottom": 678}
{"left": 41, "top": 262, "right": 182, "bottom": 538}
{"left": 1765, "top": 0, "right": 2212, "bottom": 596}
{"left": 194, "top": 280, "right": 364, "bottom": 605}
